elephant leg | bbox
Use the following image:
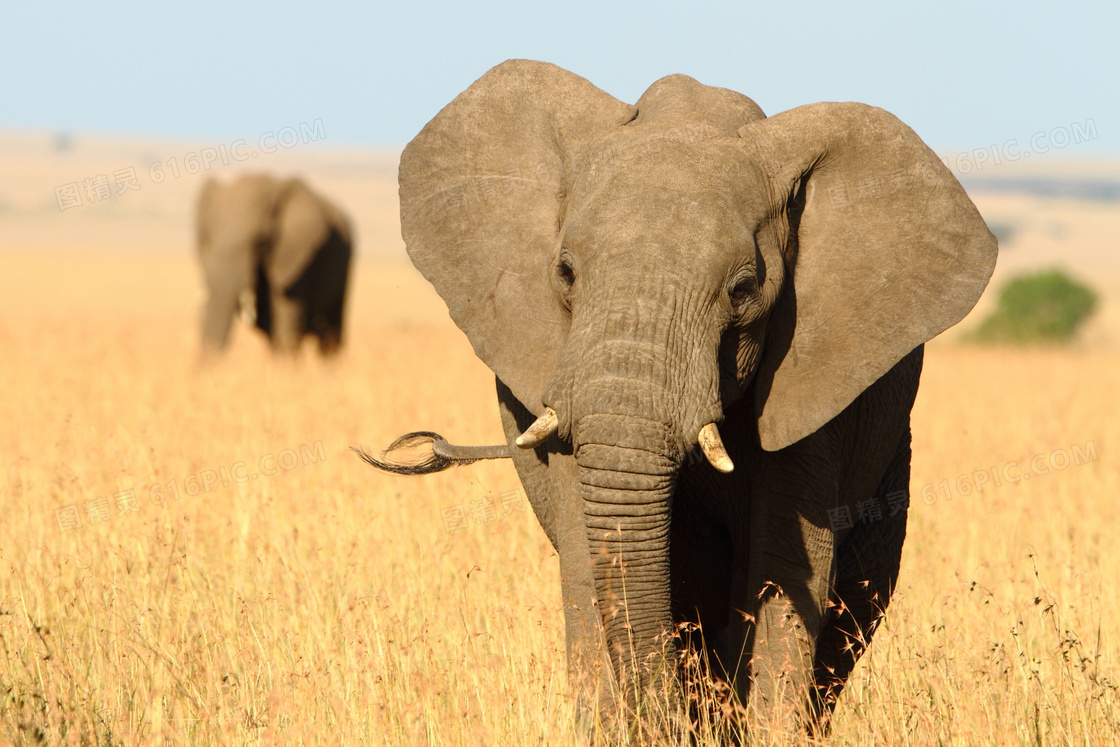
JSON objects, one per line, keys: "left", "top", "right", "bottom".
{"left": 290, "top": 229, "right": 351, "bottom": 355}
{"left": 268, "top": 290, "right": 304, "bottom": 354}
{"left": 495, "top": 379, "right": 615, "bottom": 718}
{"left": 725, "top": 450, "right": 838, "bottom": 730}
{"left": 670, "top": 465, "right": 740, "bottom": 669}
{"left": 254, "top": 263, "right": 273, "bottom": 336}
{"left": 314, "top": 293, "right": 345, "bottom": 355}
{"left": 665, "top": 481, "right": 736, "bottom": 730}
{"left": 200, "top": 273, "right": 244, "bottom": 353}
{"left": 810, "top": 428, "right": 911, "bottom": 726}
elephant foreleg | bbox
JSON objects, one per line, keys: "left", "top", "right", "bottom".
{"left": 314, "top": 294, "right": 345, "bottom": 355}
{"left": 739, "top": 516, "right": 834, "bottom": 729}
{"left": 200, "top": 275, "right": 243, "bottom": 353}
{"left": 811, "top": 429, "right": 911, "bottom": 726}
{"left": 723, "top": 452, "right": 839, "bottom": 731}
{"left": 268, "top": 290, "right": 304, "bottom": 354}
{"left": 495, "top": 380, "right": 616, "bottom": 720}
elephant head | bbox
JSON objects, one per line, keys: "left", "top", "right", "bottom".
{"left": 399, "top": 61, "right": 996, "bottom": 701}
{"left": 196, "top": 174, "right": 352, "bottom": 355}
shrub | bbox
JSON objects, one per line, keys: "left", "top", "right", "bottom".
{"left": 966, "top": 269, "right": 1098, "bottom": 345}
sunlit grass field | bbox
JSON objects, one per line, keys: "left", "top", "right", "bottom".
{"left": 2, "top": 250, "right": 1118, "bottom": 745}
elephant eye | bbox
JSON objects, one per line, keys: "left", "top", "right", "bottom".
{"left": 557, "top": 257, "right": 576, "bottom": 289}
{"left": 729, "top": 276, "right": 756, "bottom": 311}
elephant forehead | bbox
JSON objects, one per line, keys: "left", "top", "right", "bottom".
{"left": 208, "top": 191, "right": 272, "bottom": 226}
{"left": 565, "top": 139, "right": 766, "bottom": 253}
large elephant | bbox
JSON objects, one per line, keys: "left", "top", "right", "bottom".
{"left": 363, "top": 61, "right": 996, "bottom": 734}
{"left": 196, "top": 174, "right": 353, "bottom": 356}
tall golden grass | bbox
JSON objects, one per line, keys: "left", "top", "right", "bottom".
{"left": 2, "top": 250, "right": 1117, "bottom": 745}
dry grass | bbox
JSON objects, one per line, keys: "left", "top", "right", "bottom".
{"left": 2, "top": 247, "right": 1119, "bottom": 745}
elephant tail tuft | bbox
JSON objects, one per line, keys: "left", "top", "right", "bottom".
{"left": 352, "top": 432, "right": 510, "bottom": 475}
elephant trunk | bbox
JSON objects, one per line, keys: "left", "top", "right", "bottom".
{"left": 558, "top": 274, "right": 722, "bottom": 705}
{"left": 200, "top": 246, "right": 255, "bottom": 353}
{"left": 201, "top": 274, "right": 242, "bottom": 352}
{"left": 575, "top": 397, "right": 682, "bottom": 705}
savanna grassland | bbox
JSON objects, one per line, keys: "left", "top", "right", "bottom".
{"left": 2, "top": 134, "right": 1119, "bottom": 745}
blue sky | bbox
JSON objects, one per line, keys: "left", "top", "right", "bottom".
{"left": 2, "top": 1, "right": 1115, "bottom": 152}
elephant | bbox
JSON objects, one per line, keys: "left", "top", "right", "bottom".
{"left": 196, "top": 174, "right": 353, "bottom": 356}
{"left": 360, "top": 60, "right": 997, "bottom": 736}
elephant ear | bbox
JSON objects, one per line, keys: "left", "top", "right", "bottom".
{"left": 399, "top": 60, "right": 637, "bottom": 413}
{"left": 738, "top": 103, "right": 998, "bottom": 451}
{"left": 271, "top": 179, "right": 332, "bottom": 288}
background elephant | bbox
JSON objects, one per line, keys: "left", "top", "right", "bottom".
{"left": 369, "top": 60, "right": 996, "bottom": 734}
{"left": 196, "top": 174, "right": 353, "bottom": 355}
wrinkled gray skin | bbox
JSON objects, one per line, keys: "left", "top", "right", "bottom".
{"left": 196, "top": 174, "right": 353, "bottom": 356}
{"left": 397, "top": 60, "right": 997, "bottom": 731}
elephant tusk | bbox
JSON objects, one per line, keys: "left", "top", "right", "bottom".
{"left": 698, "top": 423, "right": 735, "bottom": 473}
{"left": 515, "top": 407, "right": 559, "bottom": 448}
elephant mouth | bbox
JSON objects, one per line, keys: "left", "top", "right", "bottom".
{"left": 516, "top": 407, "right": 733, "bottom": 473}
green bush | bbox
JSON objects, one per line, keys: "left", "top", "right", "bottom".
{"left": 967, "top": 269, "right": 1098, "bottom": 345}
